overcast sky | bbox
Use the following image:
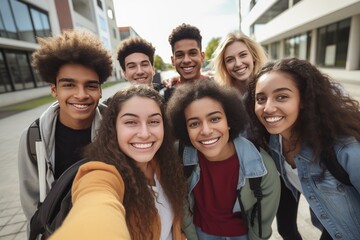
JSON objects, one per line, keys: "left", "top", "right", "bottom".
{"left": 113, "top": 0, "right": 240, "bottom": 63}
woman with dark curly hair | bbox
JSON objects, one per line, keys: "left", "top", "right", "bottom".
{"left": 166, "top": 79, "right": 280, "bottom": 240}
{"left": 244, "top": 58, "right": 360, "bottom": 239}
{"left": 49, "top": 85, "right": 188, "bottom": 240}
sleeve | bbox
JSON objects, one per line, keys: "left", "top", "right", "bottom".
{"left": 181, "top": 199, "right": 198, "bottom": 240}
{"left": 338, "top": 141, "right": 360, "bottom": 193}
{"left": 247, "top": 148, "right": 281, "bottom": 240}
{"left": 18, "top": 129, "right": 40, "bottom": 223}
{"left": 49, "top": 162, "right": 131, "bottom": 240}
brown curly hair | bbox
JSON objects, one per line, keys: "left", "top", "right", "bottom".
{"left": 84, "top": 85, "right": 187, "bottom": 239}
{"left": 166, "top": 79, "right": 249, "bottom": 147}
{"left": 32, "top": 29, "right": 113, "bottom": 84}
{"left": 245, "top": 58, "right": 360, "bottom": 162}
{"left": 117, "top": 37, "right": 155, "bottom": 71}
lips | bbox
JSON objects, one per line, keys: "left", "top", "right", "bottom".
{"left": 182, "top": 66, "right": 195, "bottom": 73}
{"left": 71, "top": 103, "right": 92, "bottom": 109}
{"left": 131, "top": 142, "right": 153, "bottom": 149}
{"left": 265, "top": 116, "right": 283, "bottom": 123}
{"left": 200, "top": 137, "right": 220, "bottom": 145}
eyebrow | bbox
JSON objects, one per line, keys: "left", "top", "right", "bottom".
{"left": 256, "top": 87, "right": 293, "bottom": 95}
{"left": 58, "top": 78, "right": 100, "bottom": 84}
{"left": 126, "top": 60, "right": 150, "bottom": 66}
{"left": 186, "top": 111, "right": 222, "bottom": 123}
{"left": 119, "top": 112, "right": 162, "bottom": 118}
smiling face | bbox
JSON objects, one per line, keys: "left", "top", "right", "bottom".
{"left": 171, "top": 39, "right": 205, "bottom": 82}
{"left": 184, "top": 97, "right": 235, "bottom": 161}
{"left": 123, "top": 52, "right": 155, "bottom": 87}
{"left": 51, "top": 63, "right": 101, "bottom": 130}
{"left": 254, "top": 71, "right": 301, "bottom": 140}
{"left": 224, "top": 41, "right": 254, "bottom": 83}
{"left": 116, "top": 96, "right": 163, "bottom": 167}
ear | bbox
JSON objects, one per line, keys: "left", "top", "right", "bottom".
{"left": 99, "top": 87, "right": 102, "bottom": 99}
{"left": 50, "top": 84, "right": 57, "bottom": 97}
{"left": 171, "top": 56, "right": 175, "bottom": 66}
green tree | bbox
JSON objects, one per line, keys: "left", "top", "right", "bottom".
{"left": 154, "top": 55, "right": 166, "bottom": 71}
{"left": 205, "top": 37, "right": 221, "bottom": 61}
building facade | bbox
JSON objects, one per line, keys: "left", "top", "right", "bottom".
{"left": 0, "top": 0, "right": 121, "bottom": 106}
{"left": 241, "top": 0, "right": 360, "bottom": 75}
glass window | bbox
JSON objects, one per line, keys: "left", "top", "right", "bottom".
{"left": 316, "top": 18, "right": 350, "bottom": 68}
{"left": 0, "top": 51, "right": 13, "bottom": 93}
{"left": 284, "top": 33, "right": 310, "bottom": 60}
{"left": 5, "top": 50, "right": 35, "bottom": 91}
{"left": 0, "top": 0, "right": 17, "bottom": 39}
{"left": 270, "top": 41, "right": 280, "bottom": 60}
{"left": 30, "top": 8, "right": 51, "bottom": 38}
{"left": 10, "top": 0, "right": 36, "bottom": 42}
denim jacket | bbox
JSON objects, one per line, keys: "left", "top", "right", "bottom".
{"left": 269, "top": 134, "right": 360, "bottom": 239}
{"left": 182, "top": 135, "right": 280, "bottom": 240}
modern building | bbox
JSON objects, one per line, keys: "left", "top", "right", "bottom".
{"left": 118, "top": 26, "right": 140, "bottom": 40}
{"left": 241, "top": 0, "right": 360, "bottom": 81}
{"left": 0, "top": 0, "right": 121, "bottom": 107}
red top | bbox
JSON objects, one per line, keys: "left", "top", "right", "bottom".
{"left": 193, "top": 152, "right": 248, "bottom": 236}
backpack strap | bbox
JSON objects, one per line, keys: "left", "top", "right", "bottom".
{"left": 323, "top": 149, "right": 352, "bottom": 186}
{"left": 249, "top": 177, "right": 263, "bottom": 238}
{"left": 27, "top": 118, "right": 41, "bottom": 163}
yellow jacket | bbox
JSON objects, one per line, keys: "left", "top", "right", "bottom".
{"left": 49, "top": 161, "right": 184, "bottom": 240}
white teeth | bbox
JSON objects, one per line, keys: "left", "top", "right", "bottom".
{"left": 132, "top": 143, "right": 153, "bottom": 149}
{"left": 201, "top": 138, "right": 218, "bottom": 145}
{"left": 183, "top": 67, "right": 194, "bottom": 72}
{"left": 265, "top": 116, "right": 282, "bottom": 123}
{"left": 73, "top": 104, "right": 89, "bottom": 109}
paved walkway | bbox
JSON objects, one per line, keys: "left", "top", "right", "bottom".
{"left": 2, "top": 76, "right": 358, "bottom": 239}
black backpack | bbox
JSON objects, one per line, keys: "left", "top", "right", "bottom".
{"left": 28, "top": 158, "right": 88, "bottom": 240}
{"left": 26, "top": 104, "right": 106, "bottom": 240}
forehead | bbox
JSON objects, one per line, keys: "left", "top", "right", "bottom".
{"left": 56, "top": 63, "right": 99, "bottom": 82}
{"left": 185, "top": 97, "right": 224, "bottom": 115}
{"left": 119, "top": 96, "right": 160, "bottom": 114}
{"left": 256, "top": 71, "right": 298, "bottom": 92}
{"left": 173, "top": 39, "right": 200, "bottom": 52}
{"left": 224, "top": 41, "right": 249, "bottom": 56}
{"left": 125, "top": 52, "right": 151, "bottom": 65}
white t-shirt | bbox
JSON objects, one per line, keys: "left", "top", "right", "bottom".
{"left": 283, "top": 160, "right": 303, "bottom": 194}
{"left": 152, "top": 174, "right": 174, "bottom": 240}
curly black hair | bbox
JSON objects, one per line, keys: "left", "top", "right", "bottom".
{"left": 168, "top": 23, "right": 202, "bottom": 53}
{"left": 166, "top": 78, "right": 249, "bottom": 147}
{"left": 244, "top": 57, "right": 360, "bottom": 162}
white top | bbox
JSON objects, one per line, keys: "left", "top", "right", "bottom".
{"left": 152, "top": 174, "right": 174, "bottom": 240}
{"left": 284, "top": 160, "right": 303, "bottom": 194}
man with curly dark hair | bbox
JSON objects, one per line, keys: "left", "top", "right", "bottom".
{"left": 18, "top": 29, "right": 113, "bottom": 234}
{"left": 117, "top": 37, "right": 161, "bottom": 89}
{"left": 162, "top": 23, "right": 209, "bottom": 101}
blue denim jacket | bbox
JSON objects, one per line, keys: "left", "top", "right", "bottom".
{"left": 269, "top": 134, "right": 360, "bottom": 239}
{"left": 182, "top": 135, "right": 280, "bottom": 240}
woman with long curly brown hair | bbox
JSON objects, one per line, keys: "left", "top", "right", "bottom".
{"left": 245, "top": 57, "right": 360, "bottom": 239}
{"left": 49, "top": 85, "right": 187, "bottom": 240}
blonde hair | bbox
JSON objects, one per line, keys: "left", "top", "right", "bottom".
{"left": 212, "top": 32, "right": 268, "bottom": 87}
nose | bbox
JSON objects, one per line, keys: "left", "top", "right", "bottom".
{"left": 200, "top": 122, "right": 213, "bottom": 135}
{"left": 234, "top": 56, "right": 242, "bottom": 66}
{"left": 183, "top": 54, "right": 192, "bottom": 63}
{"left": 74, "top": 86, "right": 89, "bottom": 99}
{"left": 135, "top": 65, "right": 145, "bottom": 75}
{"left": 137, "top": 123, "right": 151, "bottom": 138}
{"left": 263, "top": 100, "right": 277, "bottom": 113}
